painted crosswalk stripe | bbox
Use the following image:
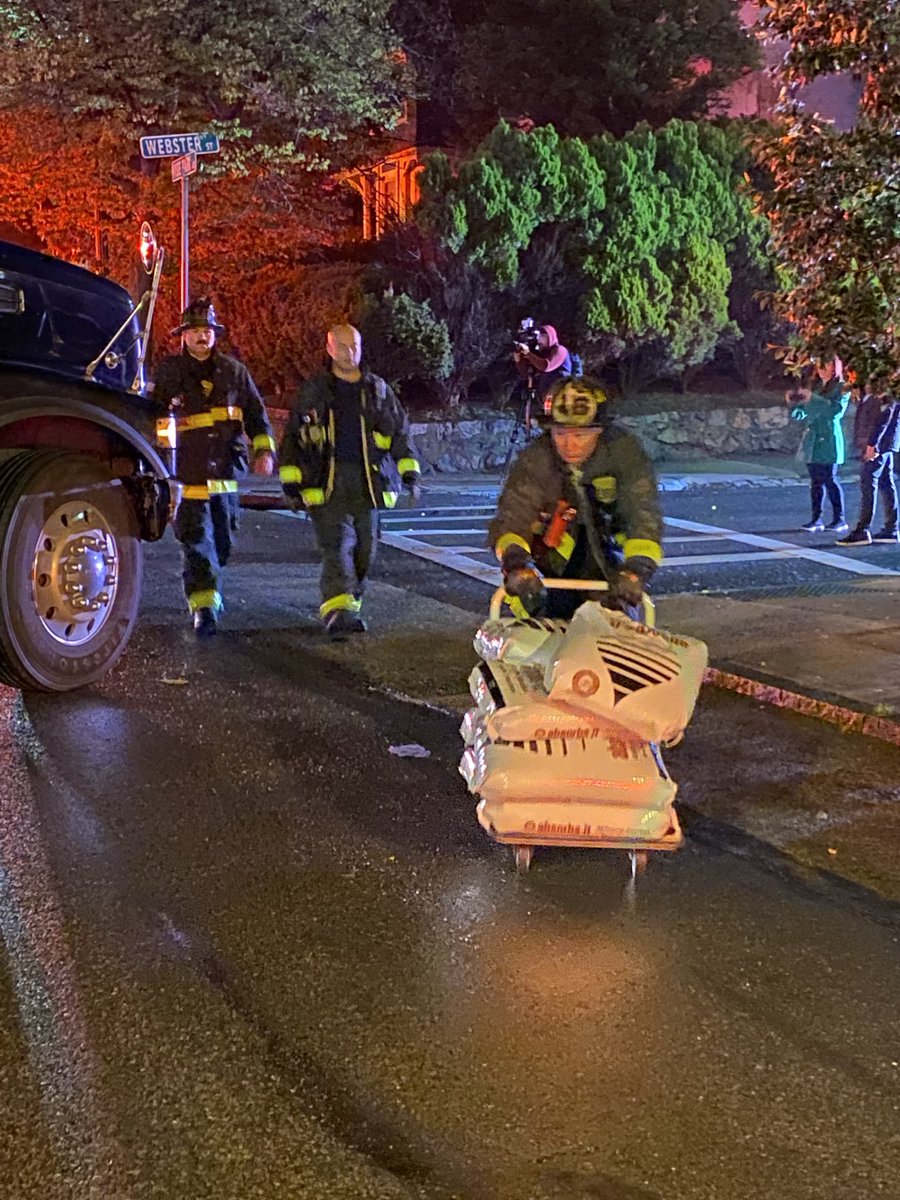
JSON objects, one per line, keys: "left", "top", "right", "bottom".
{"left": 280, "top": 504, "right": 899, "bottom": 583}
{"left": 665, "top": 516, "right": 899, "bottom": 577}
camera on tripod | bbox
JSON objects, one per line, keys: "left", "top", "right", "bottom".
{"left": 512, "top": 316, "right": 540, "bottom": 355}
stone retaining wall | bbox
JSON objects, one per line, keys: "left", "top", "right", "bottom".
{"left": 408, "top": 407, "right": 799, "bottom": 473}
{"left": 268, "top": 404, "right": 806, "bottom": 473}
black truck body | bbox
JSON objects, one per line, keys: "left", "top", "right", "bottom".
{"left": 0, "top": 239, "right": 173, "bottom": 691}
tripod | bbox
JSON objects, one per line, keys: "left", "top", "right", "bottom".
{"left": 501, "top": 368, "right": 539, "bottom": 483}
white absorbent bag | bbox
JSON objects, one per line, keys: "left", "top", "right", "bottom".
{"left": 546, "top": 602, "right": 708, "bottom": 745}
{"left": 474, "top": 616, "right": 567, "bottom": 670}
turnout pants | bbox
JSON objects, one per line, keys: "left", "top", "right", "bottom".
{"left": 309, "top": 466, "right": 378, "bottom": 619}
{"left": 174, "top": 495, "right": 238, "bottom": 612}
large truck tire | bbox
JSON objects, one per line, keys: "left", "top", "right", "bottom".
{"left": 0, "top": 450, "right": 143, "bottom": 691}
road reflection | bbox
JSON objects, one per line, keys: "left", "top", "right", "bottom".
{"left": 0, "top": 688, "right": 124, "bottom": 1196}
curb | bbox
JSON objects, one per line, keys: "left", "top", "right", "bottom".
{"left": 703, "top": 666, "right": 900, "bottom": 746}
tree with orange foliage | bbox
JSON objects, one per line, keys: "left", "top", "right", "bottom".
{"left": 755, "top": 2, "right": 900, "bottom": 384}
{"left": 0, "top": 1, "right": 409, "bottom": 392}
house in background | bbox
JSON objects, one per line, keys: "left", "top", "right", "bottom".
{"left": 341, "top": 96, "right": 445, "bottom": 240}
{"left": 343, "top": 3, "right": 863, "bottom": 240}
{"left": 726, "top": 0, "right": 861, "bottom": 129}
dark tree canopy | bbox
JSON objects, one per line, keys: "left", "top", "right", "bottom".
{"left": 0, "top": 0, "right": 407, "bottom": 150}
{"left": 393, "top": 0, "right": 756, "bottom": 144}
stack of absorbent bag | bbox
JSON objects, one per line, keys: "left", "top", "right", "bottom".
{"left": 459, "top": 603, "right": 708, "bottom": 846}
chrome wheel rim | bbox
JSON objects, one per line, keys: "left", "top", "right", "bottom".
{"left": 32, "top": 500, "right": 119, "bottom": 645}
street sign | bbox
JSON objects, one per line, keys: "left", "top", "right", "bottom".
{"left": 140, "top": 132, "right": 220, "bottom": 159}
{"left": 171, "top": 152, "right": 197, "bottom": 183}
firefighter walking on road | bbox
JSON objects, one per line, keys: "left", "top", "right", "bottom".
{"left": 153, "top": 298, "right": 276, "bottom": 636}
{"left": 489, "top": 376, "right": 663, "bottom": 621}
{"left": 279, "top": 323, "right": 421, "bottom": 637}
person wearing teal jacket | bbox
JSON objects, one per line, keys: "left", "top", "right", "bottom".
{"left": 787, "top": 357, "right": 850, "bottom": 533}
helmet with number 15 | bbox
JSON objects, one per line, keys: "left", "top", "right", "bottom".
{"left": 546, "top": 377, "right": 609, "bottom": 465}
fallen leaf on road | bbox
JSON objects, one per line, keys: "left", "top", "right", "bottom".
{"left": 161, "top": 676, "right": 189, "bottom": 686}
{"left": 389, "top": 743, "right": 431, "bottom": 758}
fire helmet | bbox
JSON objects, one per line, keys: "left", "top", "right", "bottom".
{"left": 546, "top": 377, "right": 608, "bottom": 428}
{"left": 171, "top": 297, "right": 226, "bottom": 337}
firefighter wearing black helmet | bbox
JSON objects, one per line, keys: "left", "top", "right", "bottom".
{"left": 488, "top": 376, "right": 663, "bottom": 620}
{"left": 153, "top": 298, "right": 276, "bottom": 636}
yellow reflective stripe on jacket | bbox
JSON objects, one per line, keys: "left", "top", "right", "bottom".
{"left": 187, "top": 589, "right": 222, "bottom": 613}
{"left": 382, "top": 491, "right": 399, "bottom": 508}
{"left": 591, "top": 474, "right": 617, "bottom": 504}
{"left": 557, "top": 532, "right": 576, "bottom": 563}
{"left": 301, "top": 487, "right": 326, "bottom": 507}
{"left": 280, "top": 465, "right": 302, "bottom": 484}
{"left": 319, "top": 592, "right": 361, "bottom": 617}
{"left": 181, "top": 480, "right": 239, "bottom": 500}
{"left": 374, "top": 431, "right": 392, "bottom": 450}
{"left": 253, "top": 434, "right": 276, "bottom": 453}
{"left": 396, "top": 457, "right": 420, "bottom": 476}
{"left": 175, "top": 406, "right": 243, "bottom": 432}
{"left": 495, "top": 532, "right": 531, "bottom": 561}
{"left": 623, "top": 537, "right": 663, "bottom": 565}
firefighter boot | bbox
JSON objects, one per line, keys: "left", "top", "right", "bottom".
{"left": 325, "top": 609, "right": 358, "bottom": 639}
{"left": 193, "top": 607, "right": 218, "bottom": 637}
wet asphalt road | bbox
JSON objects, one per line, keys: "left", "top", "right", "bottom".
{"left": 1, "top": 490, "right": 900, "bottom": 1199}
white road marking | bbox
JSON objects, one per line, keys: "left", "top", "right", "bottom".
{"left": 380, "top": 527, "right": 492, "bottom": 536}
{"left": 665, "top": 516, "right": 898, "bottom": 577}
{"left": 279, "top": 503, "right": 899, "bottom": 582}
{"left": 379, "top": 532, "right": 502, "bottom": 586}
{"left": 388, "top": 505, "right": 497, "bottom": 515}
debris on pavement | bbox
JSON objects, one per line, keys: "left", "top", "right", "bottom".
{"left": 388, "top": 743, "right": 431, "bottom": 758}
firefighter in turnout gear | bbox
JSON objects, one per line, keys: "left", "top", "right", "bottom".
{"left": 153, "top": 298, "right": 276, "bottom": 636}
{"left": 279, "top": 324, "right": 421, "bottom": 637}
{"left": 488, "top": 376, "right": 663, "bottom": 621}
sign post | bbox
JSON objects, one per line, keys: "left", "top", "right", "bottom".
{"left": 139, "top": 133, "right": 220, "bottom": 313}
{"left": 171, "top": 152, "right": 198, "bottom": 311}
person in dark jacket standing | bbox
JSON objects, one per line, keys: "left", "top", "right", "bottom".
{"left": 488, "top": 376, "right": 663, "bottom": 620}
{"left": 837, "top": 373, "right": 900, "bottom": 546}
{"left": 154, "top": 298, "right": 275, "bottom": 636}
{"left": 787, "top": 357, "right": 849, "bottom": 533}
{"left": 279, "top": 324, "right": 421, "bottom": 637}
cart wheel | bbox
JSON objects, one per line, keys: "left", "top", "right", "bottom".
{"left": 513, "top": 845, "right": 533, "bottom": 874}
{"left": 630, "top": 850, "right": 649, "bottom": 878}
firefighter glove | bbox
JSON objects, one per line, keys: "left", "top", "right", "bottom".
{"left": 282, "top": 484, "right": 304, "bottom": 512}
{"left": 610, "top": 558, "right": 654, "bottom": 610}
{"left": 402, "top": 472, "right": 422, "bottom": 505}
{"left": 502, "top": 547, "right": 545, "bottom": 615}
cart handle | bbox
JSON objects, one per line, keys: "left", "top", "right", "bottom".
{"left": 489, "top": 578, "right": 655, "bottom": 626}
{"left": 490, "top": 578, "right": 608, "bottom": 620}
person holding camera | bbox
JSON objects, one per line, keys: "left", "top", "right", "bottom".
{"left": 786, "top": 356, "right": 850, "bottom": 534}
{"left": 489, "top": 376, "right": 663, "bottom": 621}
{"left": 279, "top": 324, "right": 422, "bottom": 637}
{"left": 513, "top": 323, "right": 572, "bottom": 401}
